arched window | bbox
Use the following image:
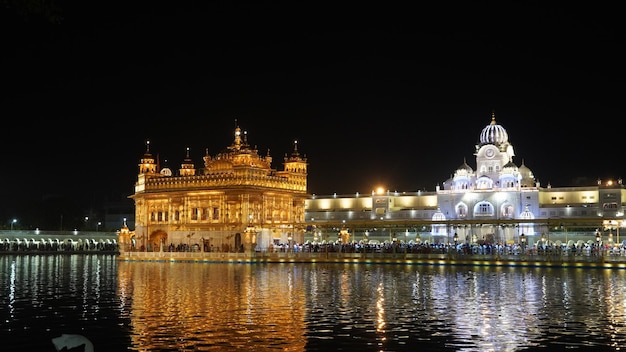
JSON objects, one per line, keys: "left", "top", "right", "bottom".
{"left": 502, "top": 204, "right": 514, "bottom": 218}
{"left": 474, "top": 201, "right": 494, "bottom": 216}
{"left": 456, "top": 203, "right": 468, "bottom": 218}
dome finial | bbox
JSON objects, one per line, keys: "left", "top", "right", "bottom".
{"left": 491, "top": 109, "right": 496, "bottom": 124}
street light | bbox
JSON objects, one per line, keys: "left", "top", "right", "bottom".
{"left": 520, "top": 233, "right": 526, "bottom": 255}
{"left": 453, "top": 232, "right": 458, "bottom": 253}
{"left": 96, "top": 222, "right": 102, "bottom": 232}
{"left": 596, "top": 231, "right": 601, "bottom": 256}
{"left": 618, "top": 221, "right": 623, "bottom": 247}
{"left": 10, "top": 219, "right": 17, "bottom": 230}
{"left": 287, "top": 233, "right": 293, "bottom": 253}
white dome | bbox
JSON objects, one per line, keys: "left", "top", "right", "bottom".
{"left": 518, "top": 160, "right": 535, "bottom": 187}
{"left": 432, "top": 208, "right": 446, "bottom": 221}
{"left": 520, "top": 206, "right": 534, "bottom": 220}
{"left": 479, "top": 111, "right": 508, "bottom": 146}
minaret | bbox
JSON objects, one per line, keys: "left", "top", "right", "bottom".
{"left": 139, "top": 140, "right": 157, "bottom": 174}
{"left": 284, "top": 140, "right": 306, "bottom": 172}
{"left": 135, "top": 140, "right": 158, "bottom": 194}
{"left": 265, "top": 148, "right": 272, "bottom": 167}
{"left": 233, "top": 126, "right": 242, "bottom": 151}
{"left": 202, "top": 147, "right": 211, "bottom": 165}
{"left": 179, "top": 147, "right": 196, "bottom": 176}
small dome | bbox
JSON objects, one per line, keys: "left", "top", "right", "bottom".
{"left": 520, "top": 206, "right": 534, "bottom": 220}
{"left": 502, "top": 161, "right": 518, "bottom": 171}
{"left": 432, "top": 208, "right": 446, "bottom": 221}
{"left": 518, "top": 160, "right": 531, "bottom": 174}
{"left": 479, "top": 111, "right": 508, "bottom": 146}
{"left": 457, "top": 159, "right": 473, "bottom": 173}
{"left": 442, "top": 174, "right": 455, "bottom": 190}
{"left": 518, "top": 159, "right": 535, "bottom": 187}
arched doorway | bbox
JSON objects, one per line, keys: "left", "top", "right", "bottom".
{"left": 235, "top": 232, "right": 242, "bottom": 252}
{"left": 149, "top": 230, "right": 168, "bottom": 251}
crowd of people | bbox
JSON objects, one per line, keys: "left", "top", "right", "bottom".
{"left": 3, "top": 237, "right": 624, "bottom": 260}
{"left": 273, "top": 240, "right": 626, "bottom": 258}
{"left": 0, "top": 240, "right": 118, "bottom": 253}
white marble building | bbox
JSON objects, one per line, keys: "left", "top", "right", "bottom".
{"left": 305, "top": 112, "right": 625, "bottom": 247}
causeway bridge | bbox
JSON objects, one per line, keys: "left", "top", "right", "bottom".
{"left": 0, "top": 230, "right": 118, "bottom": 252}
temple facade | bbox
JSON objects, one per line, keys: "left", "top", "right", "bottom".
{"left": 305, "top": 113, "right": 626, "bottom": 247}
{"left": 122, "top": 114, "right": 626, "bottom": 252}
{"left": 123, "top": 125, "right": 308, "bottom": 252}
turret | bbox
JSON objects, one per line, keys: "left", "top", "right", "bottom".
{"left": 283, "top": 140, "right": 307, "bottom": 174}
{"left": 179, "top": 147, "right": 196, "bottom": 176}
{"left": 139, "top": 140, "right": 157, "bottom": 175}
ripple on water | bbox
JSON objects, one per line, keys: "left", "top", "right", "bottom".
{"left": 3, "top": 258, "right": 626, "bottom": 351}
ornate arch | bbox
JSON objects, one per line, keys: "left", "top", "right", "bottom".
{"left": 149, "top": 230, "right": 168, "bottom": 250}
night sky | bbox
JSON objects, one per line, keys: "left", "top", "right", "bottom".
{"left": 1, "top": 2, "right": 623, "bottom": 227}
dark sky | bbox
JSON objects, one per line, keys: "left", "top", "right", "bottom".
{"left": 1, "top": 2, "right": 624, "bottom": 220}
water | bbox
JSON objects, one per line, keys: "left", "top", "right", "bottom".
{"left": 2, "top": 255, "right": 626, "bottom": 351}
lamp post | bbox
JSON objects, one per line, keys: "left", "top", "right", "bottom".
{"left": 520, "top": 233, "right": 526, "bottom": 257}
{"left": 617, "top": 222, "right": 621, "bottom": 249}
{"left": 287, "top": 233, "right": 293, "bottom": 253}
{"left": 453, "top": 232, "right": 458, "bottom": 253}
{"left": 96, "top": 222, "right": 101, "bottom": 232}
{"left": 10, "top": 219, "right": 17, "bottom": 230}
{"left": 596, "top": 231, "right": 602, "bottom": 257}
{"left": 404, "top": 229, "right": 408, "bottom": 258}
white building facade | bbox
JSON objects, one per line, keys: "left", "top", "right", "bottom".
{"left": 305, "top": 113, "right": 626, "bottom": 248}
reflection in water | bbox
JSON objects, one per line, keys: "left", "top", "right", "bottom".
{"left": 0, "top": 254, "right": 128, "bottom": 351}
{"left": 118, "top": 262, "right": 307, "bottom": 351}
{"left": 2, "top": 255, "right": 626, "bottom": 351}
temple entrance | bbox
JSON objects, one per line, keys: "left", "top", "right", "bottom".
{"left": 149, "top": 230, "right": 168, "bottom": 251}
{"left": 235, "top": 232, "right": 242, "bottom": 252}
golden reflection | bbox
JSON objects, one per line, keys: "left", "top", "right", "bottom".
{"left": 600, "top": 270, "right": 626, "bottom": 347}
{"left": 376, "top": 282, "right": 386, "bottom": 332}
{"left": 117, "top": 262, "right": 306, "bottom": 351}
